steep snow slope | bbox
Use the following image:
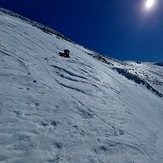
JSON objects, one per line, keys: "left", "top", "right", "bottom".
{"left": 0, "top": 9, "right": 163, "bottom": 163}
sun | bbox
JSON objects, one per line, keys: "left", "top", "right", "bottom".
{"left": 145, "top": 0, "right": 155, "bottom": 10}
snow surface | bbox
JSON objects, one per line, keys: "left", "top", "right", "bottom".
{"left": 0, "top": 9, "right": 163, "bottom": 163}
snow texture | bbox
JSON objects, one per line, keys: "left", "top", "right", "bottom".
{"left": 0, "top": 8, "right": 163, "bottom": 163}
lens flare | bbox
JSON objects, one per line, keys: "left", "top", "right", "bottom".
{"left": 145, "top": 0, "right": 155, "bottom": 9}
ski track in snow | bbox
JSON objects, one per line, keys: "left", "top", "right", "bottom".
{"left": 0, "top": 9, "right": 163, "bottom": 163}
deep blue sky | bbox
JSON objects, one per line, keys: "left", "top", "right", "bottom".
{"left": 0, "top": 0, "right": 163, "bottom": 61}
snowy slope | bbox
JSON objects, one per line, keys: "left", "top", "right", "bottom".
{"left": 0, "top": 9, "right": 163, "bottom": 163}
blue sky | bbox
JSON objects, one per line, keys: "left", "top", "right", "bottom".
{"left": 0, "top": 0, "right": 163, "bottom": 61}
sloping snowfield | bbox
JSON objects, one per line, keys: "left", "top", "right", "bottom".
{"left": 0, "top": 9, "right": 163, "bottom": 163}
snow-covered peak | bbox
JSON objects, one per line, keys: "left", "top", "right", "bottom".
{"left": 0, "top": 8, "right": 163, "bottom": 163}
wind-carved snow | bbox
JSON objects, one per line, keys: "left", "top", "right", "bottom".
{"left": 0, "top": 9, "right": 163, "bottom": 163}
